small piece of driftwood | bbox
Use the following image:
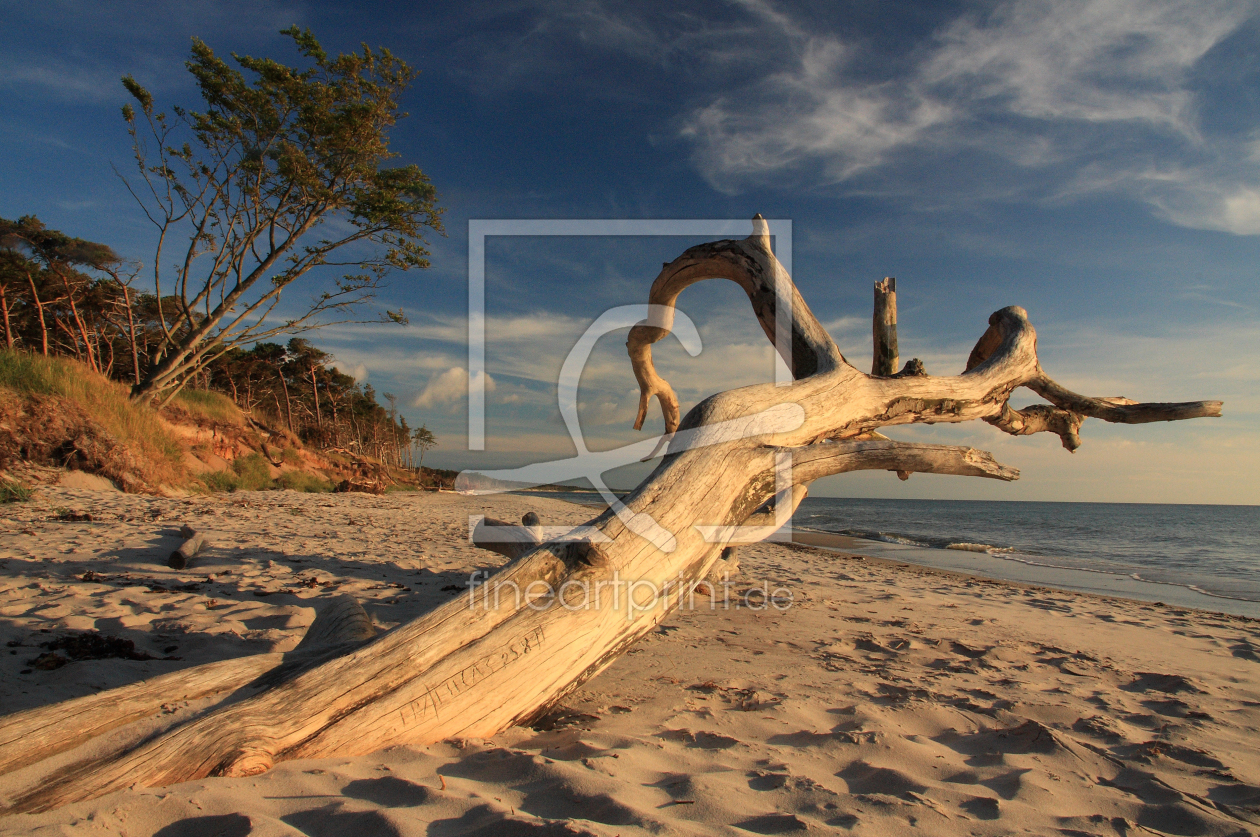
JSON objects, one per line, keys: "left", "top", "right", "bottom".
{"left": 472, "top": 512, "right": 544, "bottom": 561}
{"left": 169, "top": 527, "right": 211, "bottom": 570}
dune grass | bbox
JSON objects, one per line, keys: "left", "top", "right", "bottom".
{"left": 0, "top": 350, "right": 185, "bottom": 486}
{"left": 277, "top": 470, "right": 332, "bottom": 492}
{"left": 0, "top": 477, "right": 34, "bottom": 503}
{"left": 202, "top": 453, "right": 273, "bottom": 493}
{"left": 202, "top": 457, "right": 332, "bottom": 493}
{"left": 171, "top": 388, "right": 244, "bottom": 425}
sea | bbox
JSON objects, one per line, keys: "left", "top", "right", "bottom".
{"left": 517, "top": 491, "right": 1260, "bottom": 618}
{"left": 793, "top": 498, "right": 1260, "bottom": 618}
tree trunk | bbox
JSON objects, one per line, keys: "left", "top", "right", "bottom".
{"left": 310, "top": 366, "right": 322, "bottom": 431}
{"left": 122, "top": 285, "right": 142, "bottom": 386}
{"left": 102, "top": 330, "right": 115, "bottom": 378}
{"left": 58, "top": 270, "right": 98, "bottom": 373}
{"left": 0, "top": 284, "right": 12, "bottom": 349}
{"left": 269, "top": 390, "right": 283, "bottom": 423}
{"left": 0, "top": 216, "right": 1222, "bottom": 814}
{"left": 24, "top": 270, "right": 49, "bottom": 357}
{"left": 281, "top": 373, "right": 294, "bottom": 435}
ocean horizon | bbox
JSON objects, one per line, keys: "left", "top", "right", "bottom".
{"left": 519, "top": 491, "right": 1260, "bottom": 617}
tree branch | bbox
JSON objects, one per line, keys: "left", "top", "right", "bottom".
{"left": 627, "top": 214, "right": 846, "bottom": 433}
{"left": 785, "top": 439, "right": 1020, "bottom": 483}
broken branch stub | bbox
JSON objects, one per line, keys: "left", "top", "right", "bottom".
{"left": 872, "top": 277, "right": 899, "bottom": 377}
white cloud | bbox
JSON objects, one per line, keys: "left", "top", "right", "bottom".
{"left": 413, "top": 367, "right": 497, "bottom": 410}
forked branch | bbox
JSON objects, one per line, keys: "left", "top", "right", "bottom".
{"left": 630, "top": 224, "right": 1221, "bottom": 463}
{"left": 964, "top": 311, "right": 1221, "bottom": 450}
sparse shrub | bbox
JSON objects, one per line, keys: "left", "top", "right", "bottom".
{"left": 202, "top": 470, "right": 239, "bottom": 493}
{"left": 280, "top": 446, "right": 302, "bottom": 465}
{"left": 277, "top": 471, "right": 332, "bottom": 493}
{"left": 231, "top": 453, "right": 274, "bottom": 491}
{"left": 171, "top": 389, "right": 243, "bottom": 425}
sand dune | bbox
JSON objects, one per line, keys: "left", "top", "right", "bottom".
{"left": 1, "top": 485, "right": 1258, "bottom": 835}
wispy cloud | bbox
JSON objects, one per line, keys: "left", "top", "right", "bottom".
{"left": 678, "top": 0, "right": 1260, "bottom": 234}
{"left": 440, "top": 0, "right": 1260, "bottom": 234}
{"left": 0, "top": 0, "right": 308, "bottom": 104}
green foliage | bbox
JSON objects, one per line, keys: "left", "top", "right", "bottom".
{"left": 0, "top": 215, "right": 121, "bottom": 274}
{"left": 202, "top": 452, "right": 287, "bottom": 493}
{"left": 277, "top": 470, "right": 332, "bottom": 493}
{"left": 201, "top": 470, "right": 240, "bottom": 493}
{"left": 0, "top": 478, "right": 33, "bottom": 504}
{"left": 121, "top": 28, "right": 444, "bottom": 398}
{"left": 231, "top": 453, "right": 274, "bottom": 491}
{"left": 412, "top": 424, "right": 436, "bottom": 467}
{"left": 280, "top": 446, "right": 302, "bottom": 464}
{"left": 0, "top": 216, "right": 136, "bottom": 369}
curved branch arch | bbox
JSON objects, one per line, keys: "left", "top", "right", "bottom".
{"left": 628, "top": 214, "right": 845, "bottom": 433}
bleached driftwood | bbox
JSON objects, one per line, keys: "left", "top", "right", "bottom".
{"left": 0, "top": 596, "right": 374, "bottom": 779}
{"left": 0, "top": 216, "right": 1221, "bottom": 814}
{"left": 168, "top": 526, "right": 210, "bottom": 570}
{"left": 472, "top": 512, "right": 544, "bottom": 561}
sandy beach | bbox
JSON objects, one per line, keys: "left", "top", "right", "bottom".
{"left": 1, "top": 484, "right": 1258, "bottom": 836}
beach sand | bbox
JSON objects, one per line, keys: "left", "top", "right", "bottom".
{"left": 1, "top": 485, "right": 1258, "bottom": 835}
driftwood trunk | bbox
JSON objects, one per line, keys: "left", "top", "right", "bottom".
{"left": 0, "top": 216, "right": 1221, "bottom": 814}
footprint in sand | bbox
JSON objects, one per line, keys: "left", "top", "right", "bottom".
{"left": 836, "top": 760, "right": 927, "bottom": 799}
{"left": 656, "top": 728, "right": 740, "bottom": 750}
{"left": 340, "top": 776, "right": 438, "bottom": 807}
{"left": 1124, "top": 672, "right": 1203, "bottom": 695}
{"left": 152, "top": 813, "right": 252, "bottom": 837}
{"left": 732, "top": 812, "right": 811, "bottom": 834}
{"left": 960, "top": 795, "right": 1000, "bottom": 820}
{"left": 281, "top": 807, "right": 401, "bottom": 837}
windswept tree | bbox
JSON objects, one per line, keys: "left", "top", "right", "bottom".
{"left": 0, "top": 216, "right": 125, "bottom": 368}
{"left": 412, "top": 424, "right": 436, "bottom": 469}
{"left": 120, "top": 27, "right": 443, "bottom": 402}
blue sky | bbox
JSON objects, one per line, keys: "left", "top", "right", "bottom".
{"left": 2, "top": 0, "right": 1258, "bottom": 503}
